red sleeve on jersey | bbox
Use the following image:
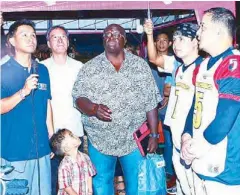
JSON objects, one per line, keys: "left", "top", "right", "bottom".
{"left": 192, "top": 65, "right": 200, "bottom": 86}
{"left": 219, "top": 93, "right": 240, "bottom": 101}
{"left": 175, "top": 66, "right": 180, "bottom": 78}
{"left": 214, "top": 55, "right": 240, "bottom": 101}
{"left": 214, "top": 55, "right": 240, "bottom": 88}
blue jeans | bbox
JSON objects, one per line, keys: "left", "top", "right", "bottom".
{"left": 159, "top": 113, "right": 174, "bottom": 176}
{"left": 1, "top": 155, "right": 51, "bottom": 195}
{"left": 163, "top": 125, "right": 174, "bottom": 176}
{"left": 88, "top": 141, "right": 144, "bottom": 195}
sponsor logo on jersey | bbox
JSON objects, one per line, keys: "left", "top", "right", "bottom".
{"left": 196, "top": 82, "right": 212, "bottom": 90}
{"left": 38, "top": 83, "right": 47, "bottom": 90}
{"left": 176, "top": 82, "right": 190, "bottom": 90}
{"left": 208, "top": 164, "right": 220, "bottom": 174}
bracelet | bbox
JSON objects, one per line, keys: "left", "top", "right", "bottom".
{"left": 19, "top": 89, "right": 26, "bottom": 100}
{"left": 149, "top": 133, "right": 160, "bottom": 138}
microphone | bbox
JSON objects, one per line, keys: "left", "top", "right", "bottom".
{"left": 31, "top": 60, "right": 38, "bottom": 96}
{"left": 31, "top": 60, "right": 38, "bottom": 75}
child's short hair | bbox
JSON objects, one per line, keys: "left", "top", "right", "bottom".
{"left": 50, "top": 129, "right": 68, "bottom": 156}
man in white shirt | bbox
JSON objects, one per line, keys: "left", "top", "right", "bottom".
{"left": 41, "top": 25, "right": 84, "bottom": 195}
{"left": 144, "top": 21, "right": 181, "bottom": 129}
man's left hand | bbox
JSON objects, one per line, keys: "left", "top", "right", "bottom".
{"left": 147, "top": 137, "right": 158, "bottom": 153}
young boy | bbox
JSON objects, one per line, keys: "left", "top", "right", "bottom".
{"left": 50, "top": 129, "right": 96, "bottom": 195}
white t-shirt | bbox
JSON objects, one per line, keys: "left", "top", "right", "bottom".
{"left": 157, "top": 55, "right": 176, "bottom": 74}
{"left": 41, "top": 56, "right": 84, "bottom": 137}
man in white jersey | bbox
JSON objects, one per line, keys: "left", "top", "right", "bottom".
{"left": 144, "top": 20, "right": 181, "bottom": 128}
{"left": 181, "top": 7, "right": 240, "bottom": 195}
{"left": 41, "top": 25, "right": 84, "bottom": 195}
{"left": 144, "top": 20, "right": 203, "bottom": 195}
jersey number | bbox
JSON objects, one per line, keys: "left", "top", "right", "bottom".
{"left": 193, "top": 91, "right": 204, "bottom": 129}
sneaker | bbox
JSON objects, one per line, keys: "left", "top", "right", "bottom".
{"left": 167, "top": 185, "right": 177, "bottom": 195}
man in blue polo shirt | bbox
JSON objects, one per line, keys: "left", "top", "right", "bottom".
{"left": 0, "top": 19, "right": 54, "bottom": 195}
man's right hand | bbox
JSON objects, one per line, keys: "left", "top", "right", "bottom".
{"left": 144, "top": 19, "right": 154, "bottom": 35}
{"left": 23, "top": 74, "right": 39, "bottom": 96}
{"left": 94, "top": 104, "right": 112, "bottom": 122}
{"left": 181, "top": 133, "right": 195, "bottom": 164}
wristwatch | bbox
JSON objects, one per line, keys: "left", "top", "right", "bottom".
{"left": 149, "top": 133, "right": 160, "bottom": 138}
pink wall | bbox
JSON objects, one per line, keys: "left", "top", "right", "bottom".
{"left": 1, "top": 1, "right": 235, "bottom": 17}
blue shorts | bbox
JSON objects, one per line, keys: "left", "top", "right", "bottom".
{"left": 1, "top": 155, "right": 51, "bottom": 195}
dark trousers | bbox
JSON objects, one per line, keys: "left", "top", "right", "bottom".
{"left": 115, "top": 158, "right": 123, "bottom": 177}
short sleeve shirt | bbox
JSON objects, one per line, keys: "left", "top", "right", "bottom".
{"left": 157, "top": 55, "right": 176, "bottom": 74}
{"left": 72, "top": 51, "right": 161, "bottom": 156}
{"left": 1, "top": 57, "right": 51, "bottom": 161}
{"left": 58, "top": 152, "right": 96, "bottom": 195}
{"left": 41, "top": 56, "right": 84, "bottom": 137}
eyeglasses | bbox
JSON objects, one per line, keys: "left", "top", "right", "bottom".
{"left": 103, "top": 31, "right": 124, "bottom": 39}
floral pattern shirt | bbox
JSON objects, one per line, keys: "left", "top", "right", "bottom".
{"left": 72, "top": 51, "right": 161, "bottom": 156}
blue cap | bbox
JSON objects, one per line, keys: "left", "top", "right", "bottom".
{"left": 173, "top": 23, "right": 199, "bottom": 39}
